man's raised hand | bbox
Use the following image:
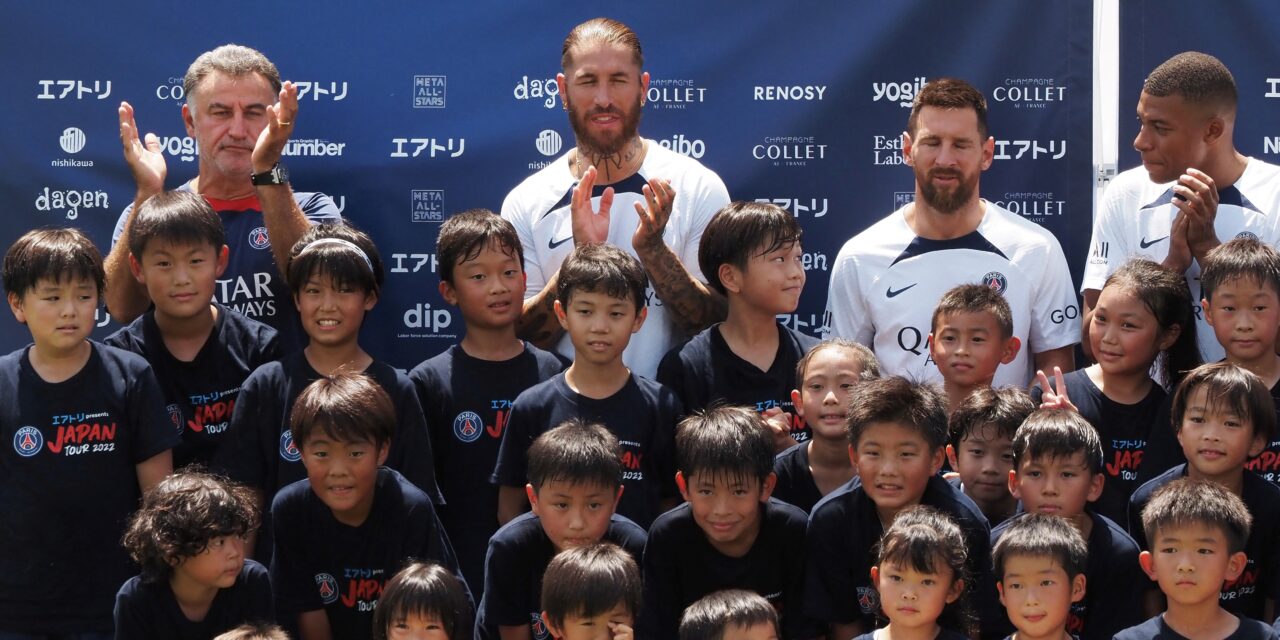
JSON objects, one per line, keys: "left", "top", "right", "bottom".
{"left": 252, "top": 80, "right": 298, "bottom": 174}
{"left": 571, "top": 164, "right": 613, "bottom": 246}
{"left": 118, "top": 101, "right": 166, "bottom": 196}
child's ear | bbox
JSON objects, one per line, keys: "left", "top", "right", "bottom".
{"left": 128, "top": 253, "right": 146, "bottom": 283}
{"left": 526, "top": 484, "right": 541, "bottom": 514}
{"left": 541, "top": 611, "right": 563, "bottom": 640}
{"left": 759, "top": 472, "right": 777, "bottom": 502}
{"left": 7, "top": 292, "right": 26, "bottom": 325}
{"left": 1202, "top": 298, "right": 1215, "bottom": 327}
{"left": 214, "top": 245, "right": 230, "bottom": 278}
{"left": 869, "top": 565, "right": 880, "bottom": 586}
{"left": 1249, "top": 430, "right": 1267, "bottom": 459}
{"left": 631, "top": 305, "right": 648, "bottom": 333}
{"left": 362, "top": 290, "right": 378, "bottom": 312}
{"left": 996, "top": 580, "right": 1005, "bottom": 607}
{"left": 1157, "top": 323, "right": 1181, "bottom": 352}
{"left": 790, "top": 389, "right": 803, "bottom": 418}
{"left": 376, "top": 442, "right": 390, "bottom": 466}
{"left": 1001, "top": 336, "right": 1021, "bottom": 365}
{"left": 718, "top": 263, "right": 744, "bottom": 295}
{"left": 1070, "top": 573, "right": 1087, "bottom": 603}
{"left": 945, "top": 444, "right": 960, "bottom": 471}
{"left": 553, "top": 299, "right": 569, "bottom": 330}
{"left": 1007, "top": 469, "right": 1021, "bottom": 499}
{"left": 848, "top": 444, "right": 859, "bottom": 468}
{"left": 438, "top": 279, "right": 459, "bottom": 306}
{"left": 1086, "top": 472, "right": 1105, "bottom": 502}
{"left": 1138, "top": 550, "right": 1157, "bottom": 581}
{"left": 945, "top": 577, "right": 964, "bottom": 604}
{"left": 1226, "top": 550, "right": 1249, "bottom": 582}
{"left": 675, "top": 471, "right": 690, "bottom": 502}
{"left": 929, "top": 447, "right": 945, "bottom": 475}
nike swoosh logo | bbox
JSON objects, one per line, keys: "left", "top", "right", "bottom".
{"left": 548, "top": 235, "right": 573, "bottom": 249}
{"left": 1139, "top": 235, "right": 1169, "bottom": 249}
{"left": 886, "top": 283, "right": 918, "bottom": 298}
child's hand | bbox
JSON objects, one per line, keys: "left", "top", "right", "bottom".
{"left": 761, "top": 407, "right": 796, "bottom": 453}
{"left": 608, "top": 621, "right": 634, "bottom": 639}
{"left": 1034, "top": 367, "right": 1078, "bottom": 413}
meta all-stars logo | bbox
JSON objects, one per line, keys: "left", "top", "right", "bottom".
{"left": 33, "top": 411, "right": 118, "bottom": 456}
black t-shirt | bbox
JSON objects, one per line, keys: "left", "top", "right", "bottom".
{"left": 773, "top": 442, "right": 824, "bottom": 513}
{"left": 1115, "top": 614, "right": 1278, "bottom": 640}
{"left": 803, "top": 476, "right": 998, "bottom": 638}
{"left": 113, "top": 560, "right": 273, "bottom": 639}
{"left": 474, "top": 511, "right": 646, "bottom": 640}
{"left": 991, "top": 512, "right": 1144, "bottom": 640}
{"left": 0, "top": 343, "right": 178, "bottom": 633}
{"left": 270, "top": 468, "right": 464, "bottom": 640}
{"left": 104, "top": 303, "right": 281, "bottom": 469}
{"left": 1243, "top": 379, "right": 1280, "bottom": 485}
{"left": 854, "top": 629, "right": 971, "bottom": 640}
{"left": 1032, "top": 368, "right": 1166, "bottom": 524}
{"left": 1129, "top": 465, "right": 1280, "bottom": 620}
{"left": 657, "top": 323, "right": 817, "bottom": 443}
{"left": 639, "top": 498, "right": 815, "bottom": 640}
{"left": 492, "top": 373, "right": 680, "bottom": 528}
{"left": 409, "top": 343, "right": 564, "bottom": 592}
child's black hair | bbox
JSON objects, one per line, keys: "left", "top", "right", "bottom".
{"left": 126, "top": 190, "right": 225, "bottom": 259}
{"left": 212, "top": 623, "right": 290, "bottom": 640}
{"left": 1100, "top": 258, "right": 1201, "bottom": 387}
{"left": 697, "top": 201, "right": 802, "bottom": 297}
{"left": 948, "top": 386, "right": 1035, "bottom": 449}
{"left": 847, "top": 376, "right": 948, "bottom": 451}
{"left": 436, "top": 208, "right": 523, "bottom": 286}
{"left": 541, "top": 542, "right": 641, "bottom": 631}
{"left": 1200, "top": 235, "right": 1280, "bottom": 302}
{"left": 372, "top": 562, "right": 471, "bottom": 640}
{"left": 1141, "top": 477, "right": 1252, "bottom": 553}
{"left": 527, "top": 419, "right": 623, "bottom": 492}
{"left": 1010, "top": 409, "right": 1104, "bottom": 475}
{"left": 875, "top": 505, "right": 974, "bottom": 636}
{"left": 678, "top": 589, "right": 780, "bottom": 640}
{"left": 555, "top": 243, "right": 647, "bottom": 311}
{"left": 794, "top": 338, "right": 881, "bottom": 388}
{"left": 1171, "top": 361, "right": 1276, "bottom": 444}
{"left": 930, "top": 283, "right": 1014, "bottom": 338}
{"left": 290, "top": 371, "right": 395, "bottom": 450}
{"left": 676, "top": 405, "right": 775, "bottom": 486}
{"left": 3, "top": 227, "right": 104, "bottom": 299}
{"left": 286, "top": 222, "right": 384, "bottom": 297}
{"left": 992, "top": 513, "right": 1089, "bottom": 582}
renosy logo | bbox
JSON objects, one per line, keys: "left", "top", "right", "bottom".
{"left": 872, "top": 77, "right": 926, "bottom": 107}
{"left": 414, "top": 75, "right": 445, "bottom": 108}
{"left": 411, "top": 189, "right": 444, "bottom": 223}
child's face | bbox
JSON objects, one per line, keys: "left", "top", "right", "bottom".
{"left": 871, "top": 560, "right": 962, "bottom": 631}
{"left": 8, "top": 277, "right": 98, "bottom": 354}
{"left": 677, "top": 470, "right": 774, "bottom": 556}
{"left": 388, "top": 611, "right": 451, "bottom": 640}
{"left": 131, "top": 239, "right": 227, "bottom": 321}
{"left": 1009, "top": 453, "right": 1103, "bottom": 518}
{"left": 946, "top": 428, "right": 1015, "bottom": 506}
{"left": 929, "top": 311, "right": 1017, "bottom": 389}
{"left": 1090, "top": 285, "right": 1175, "bottom": 377}
{"left": 300, "top": 434, "right": 389, "bottom": 527}
{"left": 528, "top": 480, "right": 620, "bottom": 552}
{"left": 1203, "top": 276, "right": 1280, "bottom": 367}
{"left": 294, "top": 273, "right": 376, "bottom": 349}
{"left": 792, "top": 347, "right": 864, "bottom": 442}
{"left": 722, "top": 240, "right": 805, "bottom": 315}
{"left": 997, "top": 554, "right": 1085, "bottom": 640}
{"left": 1176, "top": 385, "right": 1266, "bottom": 480}
{"left": 544, "top": 603, "right": 634, "bottom": 640}
{"left": 1139, "top": 521, "right": 1247, "bottom": 608}
{"left": 440, "top": 241, "right": 525, "bottom": 332}
{"left": 721, "top": 622, "right": 780, "bottom": 640}
{"left": 852, "top": 422, "right": 945, "bottom": 519}
{"left": 555, "top": 290, "right": 645, "bottom": 367}
{"left": 172, "top": 534, "right": 245, "bottom": 590}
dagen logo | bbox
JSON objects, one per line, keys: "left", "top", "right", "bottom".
{"left": 514, "top": 75, "right": 559, "bottom": 109}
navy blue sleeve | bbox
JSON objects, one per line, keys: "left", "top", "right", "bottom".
{"left": 268, "top": 486, "right": 322, "bottom": 615}
{"left": 655, "top": 346, "right": 688, "bottom": 412}
{"left": 638, "top": 509, "right": 685, "bottom": 640}
{"left": 652, "top": 386, "right": 682, "bottom": 500}
{"left": 491, "top": 390, "right": 542, "bottom": 486}
{"left": 213, "top": 365, "right": 276, "bottom": 489}
{"left": 1082, "top": 532, "right": 1146, "bottom": 640}
{"left": 803, "top": 496, "right": 862, "bottom": 625}
{"left": 112, "top": 577, "right": 153, "bottom": 639}
{"left": 480, "top": 525, "right": 536, "bottom": 629}
{"left": 240, "top": 559, "right": 275, "bottom": 623}
{"left": 385, "top": 369, "right": 445, "bottom": 504}
{"left": 122, "top": 353, "right": 180, "bottom": 462}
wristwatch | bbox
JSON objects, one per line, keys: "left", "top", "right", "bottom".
{"left": 251, "top": 162, "right": 290, "bottom": 186}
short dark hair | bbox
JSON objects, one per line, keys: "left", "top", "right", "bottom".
{"left": 1102, "top": 258, "right": 1201, "bottom": 387}
{"left": 992, "top": 514, "right": 1088, "bottom": 582}
{"left": 527, "top": 419, "right": 622, "bottom": 492}
{"left": 676, "top": 405, "right": 775, "bottom": 485}
{"left": 697, "top": 201, "right": 802, "bottom": 297}
{"left": 127, "top": 191, "right": 225, "bottom": 259}
{"left": 1171, "top": 362, "right": 1275, "bottom": 443}
{"left": 286, "top": 222, "right": 384, "bottom": 297}
{"left": 1141, "top": 477, "right": 1251, "bottom": 553}
{"left": 876, "top": 505, "right": 973, "bottom": 635}
{"left": 121, "top": 470, "right": 259, "bottom": 583}
{"left": 795, "top": 338, "right": 880, "bottom": 388}
{"left": 931, "top": 283, "right": 1013, "bottom": 338}
{"left": 562, "top": 17, "right": 644, "bottom": 70}
{"left": 678, "top": 589, "right": 780, "bottom": 640}
{"left": 3, "top": 227, "right": 104, "bottom": 299}
{"left": 212, "top": 623, "right": 289, "bottom": 640}
{"left": 1011, "top": 409, "right": 1104, "bottom": 475}
{"left": 436, "top": 208, "right": 523, "bottom": 286}
{"left": 1201, "top": 236, "right": 1280, "bottom": 301}
{"left": 290, "top": 371, "right": 395, "bottom": 450}
{"left": 948, "top": 386, "right": 1035, "bottom": 449}
{"left": 541, "top": 542, "right": 641, "bottom": 630}
{"left": 373, "top": 562, "right": 470, "bottom": 640}
{"left": 908, "top": 78, "right": 989, "bottom": 139}
{"left": 1143, "top": 51, "right": 1237, "bottom": 112}
{"left": 556, "top": 243, "right": 647, "bottom": 310}
{"left": 847, "top": 377, "right": 948, "bottom": 451}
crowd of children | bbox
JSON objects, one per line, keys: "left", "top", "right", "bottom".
{"left": 9, "top": 186, "right": 1280, "bottom": 640}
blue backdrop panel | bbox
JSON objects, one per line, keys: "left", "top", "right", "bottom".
{"left": 0, "top": 0, "right": 1092, "bottom": 369}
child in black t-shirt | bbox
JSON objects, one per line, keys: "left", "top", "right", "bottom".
{"left": 995, "top": 409, "right": 1145, "bottom": 640}
{"left": 493, "top": 244, "right": 680, "bottom": 529}
{"left": 269, "top": 372, "right": 464, "bottom": 640}
{"left": 1117, "top": 479, "right": 1275, "bottom": 640}
{"left": 992, "top": 514, "right": 1088, "bottom": 640}
{"left": 803, "top": 377, "right": 996, "bottom": 640}
{"left": 946, "top": 386, "right": 1034, "bottom": 526}
{"left": 0, "top": 228, "right": 177, "bottom": 635}
{"left": 477, "top": 420, "right": 646, "bottom": 640}
{"left": 678, "top": 589, "right": 781, "bottom": 640}
{"left": 929, "top": 284, "right": 1021, "bottom": 415}
{"left": 640, "top": 405, "right": 813, "bottom": 639}
{"left": 373, "top": 562, "right": 471, "bottom": 640}
{"left": 657, "top": 201, "right": 817, "bottom": 449}
{"left": 105, "top": 191, "right": 281, "bottom": 469}
{"left": 773, "top": 339, "right": 880, "bottom": 513}
{"left": 410, "top": 209, "right": 564, "bottom": 593}
{"left": 213, "top": 623, "right": 290, "bottom": 640}
{"left": 1129, "top": 363, "right": 1280, "bottom": 622}
{"left": 540, "top": 543, "right": 640, "bottom": 640}
{"left": 115, "top": 470, "right": 272, "bottom": 637}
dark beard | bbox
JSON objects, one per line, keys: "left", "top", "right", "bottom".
{"left": 568, "top": 99, "right": 642, "bottom": 157}
{"left": 917, "top": 168, "right": 976, "bottom": 213}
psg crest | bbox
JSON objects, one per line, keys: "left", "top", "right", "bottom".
{"left": 249, "top": 226, "right": 271, "bottom": 250}
{"left": 280, "top": 430, "right": 302, "bottom": 462}
{"left": 453, "top": 411, "right": 483, "bottom": 443}
{"left": 982, "top": 271, "right": 1008, "bottom": 294}
{"left": 13, "top": 426, "right": 43, "bottom": 457}
{"left": 315, "top": 573, "right": 340, "bottom": 605}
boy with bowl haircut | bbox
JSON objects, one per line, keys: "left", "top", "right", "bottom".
{"left": 540, "top": 543, "right": 642, "bottom": 640}
{"left": 106, "top": 190, "right": 281, "bottom": 469}
{"left": 929, "top": 284, "right": 1021, "bottom": 414}
{"left": 947, "top": 386, "right": 1035, "bottom": 526}
{"left": 410, "top": 208, "right": 565, "bottom": 592}
{"left": 658, "top": 201, "right": 817, "bottom": 449}
{"left": 993, "top": 514, "right": 1089, "bottom": 640}
{"left": 803, "top": 376, "right": 997, "bottom": 640}
{"left": 639, "top": 405, "right": 813, "bottom": 639}
{"left": 493, "top": 243, "right": 681, "bottom": 529}
{"left": 476, "top": 420, "right": 646, "bottom": 640}
{"left": 269, "top": 372, "right": 464, "bottom": 640}
{"left": 995, "top": 409, "right": 1145, "bottom": 640}
{"left": 679, "top": 589, "right": 782, "bottom": 640}
{"left": 1116, "top": 478, "right": 1275, "bottom": 640}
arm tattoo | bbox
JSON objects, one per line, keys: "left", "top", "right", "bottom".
{"left": 641, "top": 241, "right": 727, "bottom": 336}
{"left": 516, "top": 287, "right": 563, "bottom": 349}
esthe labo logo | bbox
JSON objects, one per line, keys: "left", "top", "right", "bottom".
{"left": 872, "top": 77, "right": 927, "bottom": 107}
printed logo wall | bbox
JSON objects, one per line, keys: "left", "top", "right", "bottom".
{"left": 0, "top": 0, "right": 1092, "bottom": 367}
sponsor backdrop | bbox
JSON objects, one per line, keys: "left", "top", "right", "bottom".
{"left": 2, "top": 0, "right": 1091, "bottom": 368}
